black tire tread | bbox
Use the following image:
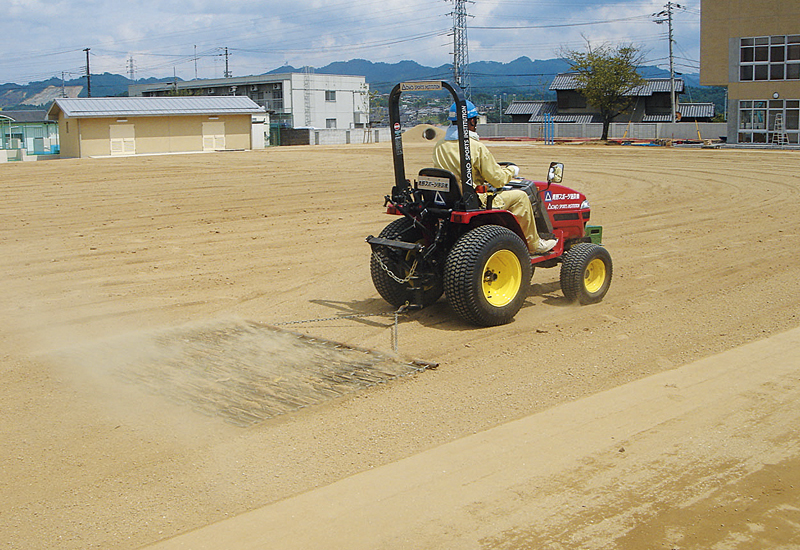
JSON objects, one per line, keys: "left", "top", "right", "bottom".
{"left": 444, "top": 225, "right": 531, "bottom": 326}
{"left": 560, "top": 243, "right": 612, "bottom": 304}
{"left": 370, "top": 217, "right": 443, "bottom": 308}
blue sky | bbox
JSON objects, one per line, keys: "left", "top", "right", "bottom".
{"left": 1, "top": 0, "right": 701, "bottom": 85}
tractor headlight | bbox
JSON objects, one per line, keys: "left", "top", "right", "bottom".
{"left": 581, "top": 200, "right": 590, "bottom": 209}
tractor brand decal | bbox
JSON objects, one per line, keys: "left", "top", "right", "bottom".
{"left": 544, "top": 191, "right": 581, "bottom": 202}
{"left": 400, "top": 81, "right": 443, "bottom": 92}
{"left": 547, "top": 203, "right": 583, "bottom": 210}
{"left": 418, "top": 176, "right": 450, "bottom": 192}
{"left": 552, "top": 192, "right": 581, "bottom": 201}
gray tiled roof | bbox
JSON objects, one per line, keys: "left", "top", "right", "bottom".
{"left": 48, "top": 96, "right": 264, "bottom": 119}
{"left": 505, "top": 100, "right": 598, "bottom": 123}
{"left": 0, "top": 110, "right": 50, "bottom": 123}
{"left": 676, "top": 103, "right": 715, "bottom": 118}
{"left": 642, "top": 103, "right": 715, "bottom": 121}
{"left": 504, "top": 101, "right": 555, "bottom": 116}
{"left": 550, "top": 73, "right": 685, "bottom": 96}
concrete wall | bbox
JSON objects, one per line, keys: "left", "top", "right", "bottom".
{"left": 479, "top": 122, "right": 729, "bottom": 141}
{"left": 278, "top": 125, "right": 725, "bottom": 146}
{"left": 280, "top": 127, "right": 390, "bottom": 146}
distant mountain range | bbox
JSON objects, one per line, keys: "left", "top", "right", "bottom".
{"left": 0, "top": 57, "right": 704, "bottom": 110}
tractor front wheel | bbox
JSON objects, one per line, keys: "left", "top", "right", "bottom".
{"left": 444, "top": 225, "right": 531, "bottom": 326}
{"left": 560, "top": 243, "right": 612, "bottom": 304}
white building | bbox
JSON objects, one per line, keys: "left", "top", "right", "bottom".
{"left": 129, "top": 73, "right": 369, "bottom": 130}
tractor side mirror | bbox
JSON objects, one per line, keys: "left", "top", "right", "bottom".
{"left": 547, "top": 162, "right": 564, "bottom": 184}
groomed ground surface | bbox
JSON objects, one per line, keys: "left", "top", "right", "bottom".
{"left": 1, "top": 142, "right": 799, "bottom": 549}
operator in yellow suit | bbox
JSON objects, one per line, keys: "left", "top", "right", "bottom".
{"left": 433, "top": 101, "right": 557, "bottom": 255}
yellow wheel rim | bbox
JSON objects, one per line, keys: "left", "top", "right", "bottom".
{"left": 482, "top": 250, "right": 522, "bottom": 307}
{"left": 584, "top": 258, "right": 607, "bottom": 294}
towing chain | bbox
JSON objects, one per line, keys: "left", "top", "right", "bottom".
{"left": 275, "top": 302, "right": 411, "bottom": 353}
{"left": 275, "top": 311, "right": 395, "bottom": 326}
{"left": 371, "top": 251, "right": 418, "bottom": 284}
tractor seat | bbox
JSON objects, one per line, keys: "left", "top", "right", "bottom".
{"left": 415, "top": 168, "right": 462, "bottom": 208}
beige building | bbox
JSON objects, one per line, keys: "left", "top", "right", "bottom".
{"left": 701, "top": 0, "right": 800, "bottom": 144}
{"left": 47, "top": 96, "right": 265, "bottom": 158}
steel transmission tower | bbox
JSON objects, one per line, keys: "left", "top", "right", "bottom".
{"left": 127, "top": 56, "right": 136, "bottom": 81}
{"left": 449, "top": 0, "right": 473, "bottom": 95}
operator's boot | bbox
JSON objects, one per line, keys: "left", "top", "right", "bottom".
{"left": 531, "top": 238, "right": 557, "bottom": 255}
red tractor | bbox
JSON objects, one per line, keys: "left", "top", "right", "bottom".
{"left": 367, "top": 81, "right": 612, "bottom": 326}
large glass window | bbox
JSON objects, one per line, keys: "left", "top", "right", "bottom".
{"left": 740, "top": 35, "right": 800, "bottom": 81}
{"left": 739, "top": 99, "right": 800, "bottom": 144}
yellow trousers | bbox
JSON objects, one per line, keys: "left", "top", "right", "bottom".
{"left": 481, "top": 189, "right": 541, "bottom": 254}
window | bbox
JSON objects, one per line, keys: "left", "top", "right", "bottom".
{"left": 325, "top": 90, "right": 336, "bottom": 102}
{"left": 557, "top": 91, "right": 587, "bottom": 110}
{"left": 740, "top": 35, "right": 800, "bottom": 81}
{"left": 739, "top": 98, "right": 800, "bottom": 144}
{"left": 326, "top": 118, "right": 337, "bottom": 129}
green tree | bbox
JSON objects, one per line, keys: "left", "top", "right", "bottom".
{"left": 560, "top": 42, "right": 646, "bottom": 141}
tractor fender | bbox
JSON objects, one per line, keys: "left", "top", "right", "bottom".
{"left": 449, "top": 209, "right": 526, "bottom": 244}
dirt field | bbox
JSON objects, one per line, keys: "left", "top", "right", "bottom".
{"left": 1, "top": 141, "right": 799, "bottom": 549}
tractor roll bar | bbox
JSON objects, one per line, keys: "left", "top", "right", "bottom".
{"left": 388, "top": 81, "right": 480, "bottom": 210}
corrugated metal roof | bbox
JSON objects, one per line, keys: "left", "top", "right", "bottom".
{"left": 550, "top": 73, "right": 685, "bottom": 96}
{"left": 48, "top": 96, "right": 264, "bottom": 119}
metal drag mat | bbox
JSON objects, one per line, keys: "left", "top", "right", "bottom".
{"left": 57, "top": 319, "right": 435, "bottom": 427}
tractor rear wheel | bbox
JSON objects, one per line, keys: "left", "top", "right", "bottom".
{"left": 370, "top": 217, "right": 443, "bottom": 308}
{"left": 444, "top": 225, "right": 531, "bottom": 326}
{"left": 560, "top": 243, "right": 612, "bottom": 304}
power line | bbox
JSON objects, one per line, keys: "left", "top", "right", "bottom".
{"left": 472, "top": 14, "right": 656, "bottom": 30}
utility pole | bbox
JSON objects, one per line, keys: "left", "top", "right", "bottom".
{"left": 84, "top": 48, "right": 91, "bottom": 97}
{"left": 449, "top": 0, "right": 473, "bottom": 96}
{"left": 224, "top": 47, "right": 232, "bottom": 78}
{"left": 655, "top": 2, "right": 682, "bottom": 123}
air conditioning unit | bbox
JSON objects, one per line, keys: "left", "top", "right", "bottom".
{"left": 251, "top": 85, "right": 258, "bottom": 91}
{"left": 208, "top": 88, "right": 215, "bottom": 94}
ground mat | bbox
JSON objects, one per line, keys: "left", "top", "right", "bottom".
{"left": 53, "top": 319, "right": 435, "bottom": 427}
